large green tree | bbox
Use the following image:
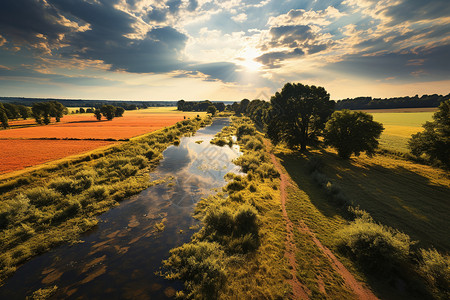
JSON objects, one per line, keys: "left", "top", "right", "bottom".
{"left": 409, "top": 99, "right": 450, "bottom": 168}
{"left": 324, "top": 110, "right": 384, "bottom": 159}
{"left": 267, "top": 83, "right": 334, "bottom": 150}
{"left": 101, "top": 105, "right": 117, "bottom": 121}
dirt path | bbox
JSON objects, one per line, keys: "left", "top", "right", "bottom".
{"left": 268, "top": 145, "right": 378, "bottom": 300}
{"left": 276, "top": 156, "right": 311, "bottom": 299}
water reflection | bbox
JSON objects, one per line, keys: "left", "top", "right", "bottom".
{"left": 0, "top": 118, "right": 241, "bottom": 300}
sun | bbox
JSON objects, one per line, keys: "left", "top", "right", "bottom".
{"left": 236, "top": 47, "right": 263, "bottom": 72}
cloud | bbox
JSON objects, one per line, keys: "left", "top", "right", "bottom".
{"left": 268, "top": 6, "right": 345, "bottom": 26}
{"left": 256, "top": 48, "right": 304, "bottom": 68}
{"left": 232, "top": 13, "right": 247, "bottom": 23}
{"left": 190, "top": 62, "right": 239, "bottom": 82}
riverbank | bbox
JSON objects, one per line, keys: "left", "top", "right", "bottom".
{"left": 0, "top": 116, "right": 211, "bottom": 285}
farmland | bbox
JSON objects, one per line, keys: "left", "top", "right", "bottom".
{"left": 0, "top": 140, "right": 114, "bottom": 175}
{"left": 0, "top": 108, "right": 206, "bottom": 174}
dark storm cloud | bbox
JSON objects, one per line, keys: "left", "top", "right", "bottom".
{"left": 0, "top": 0, "right": 71, "bottom": 47}
{"left": 256, "top": 48, "right": 304, "bottom": 68}
{"left": 0, "top": 0, "right": 190, "bottom": 74}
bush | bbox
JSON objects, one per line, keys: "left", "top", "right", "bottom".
{"left": 234, "top": 205, "right": 258, "bottom": 236}
{"left": 25, "top": 187, "right": 61, "bottom": 207}
{"left": 204, "top": 207, "right": 234, "bottom": 236}
{"left": 419, "top": 248, "right": 450, "bottom": 298}
{"left": 88, "top": 185, "right": 109, "bottom": 200}
{"left": 236, "top": 124, "right": 256, "bottom": 140}
{"left": 49, "top": 177, "right": 93, "bottom": 195}
{"left": 163, "top": 242, "right": 226, "bottom": 299}
{"left": 255, "top": 163, "right": 279, "bottom": 179}
{"left": 335, "top": 218, "right": 413, "bottom": 275}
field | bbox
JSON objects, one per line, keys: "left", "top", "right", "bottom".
{"left": 364, "top": 109, "right": 435, "bottom": 153}
{"left": 0, "top": 108, "right": 206, "bottom": 174}
{"left": 0, "top": 140, "right": 115, "bottom": 175}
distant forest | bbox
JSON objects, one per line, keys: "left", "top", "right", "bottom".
{"left": 0, "top": 97, "right": 177, "bottom": 109}
{"left": 177, "top": 100, "right": 225, "bottom": 112}
{"left": 335, "top": 94, "right": 450, "bottom": 110}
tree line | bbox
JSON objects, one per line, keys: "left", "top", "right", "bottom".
{"left": 93, "top": 105, "right": 125, "bottom": 121}
{"left": 177, "top": 100, "right": 225, "bottom": 112}
{"left": 0, "top": 101, "right": 68, "bottom": 128}
{"left": 231, "top": 83, "right": 450, "bottom": 168}
{"left": 0, "top": 102, "right": 126, "bottom": 128}
{"left": 335, "top": 94, "right": 449, "bottom": 110}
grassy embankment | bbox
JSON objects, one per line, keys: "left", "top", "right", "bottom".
{"left": 162, "top": 117, "right": 360, "bottom": 299}
{"left": 0, "top": 116, "right": 211, "bottom": 285}
{"left": 274, "top": 142, "right": 449, "bottom": 299}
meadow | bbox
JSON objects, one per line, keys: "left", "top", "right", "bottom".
{"left": 0, "top": 108, "right": 206, "bottom": 174}
{"left": 365, "top": 108, "right": 435, "bottom": 153}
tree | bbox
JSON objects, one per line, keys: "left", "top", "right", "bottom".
{"left": 0, "top": 103, "right": 9, "bottom": 129}
{"left": 94, "top": 109, "right": 102, "bottom": 121}
{"left": 101, "top": 105, "right": 116, "bottom": 121}
{"left": 115, "top": 107, "right": 125, "bottom": 117}
{"left": 17, "top": 105, "right": 31, "bottom": 120}
{"left": 267, "top": 83, "right": 334, "bottom": 150}
{"left": 3, "top": 103, "right": 20, "bottom": 119}
{"left": 409, "top": 99, "right": 450, "bottom": 168}
{"left": 207, "top": 105, "right": 217, "bottom": 116}
{"left": 31, "top": 101, "right": 67, "bottom": 125}
{"left": 177, "top": 100, "right": 186, "bottom": 111}
{"left": 324, "top": 110, "right": 384, "bottom": 159}
{"left": 79, "top": 107, "right": 86, "bottom": 114}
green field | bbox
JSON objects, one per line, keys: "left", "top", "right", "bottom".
{"left": 367, "top": 111, "right": 434, "bottom": 153}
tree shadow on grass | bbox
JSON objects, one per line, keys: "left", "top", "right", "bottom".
{"left": 277, "top": 150, "right": 440, "bottom": 299}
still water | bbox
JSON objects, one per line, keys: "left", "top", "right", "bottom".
{"left": 0, "top": 118, "right": 241, "bottom": 299}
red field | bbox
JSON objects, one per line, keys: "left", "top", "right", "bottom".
{"left": 0, "top": 108, "right": 203, "bottom": 174}
{"left": 0, "top": 140, "right": 114, "bottom": 174}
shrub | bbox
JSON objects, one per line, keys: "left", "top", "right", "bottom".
{"left": 225, "top": 180, "right": 246, "bottom": 192}
{"left": 204, "top": 207, "right": 234, "bottom": 236}
{"left": 163, "top": 242, "right": 226, "bottom": 299}
{"left": 255, "top": 163, "right": 279, "bottom": 179}
{"left": 234, "top": 205, "right": 258, "bottom": 236}
{"left": 419, "top": 248, "right": 450, "bottom": 298}
{"left": 236, "top": 124, "right": 256, "bottom": 140}
{"left": 88, "top": 185, "right": 109, "bottom": 200}
{"left": 25, "top": 187, "right": 61, "bottom": 207}
{"left": 335, "top": 218, "right": 413, "bottom": 275}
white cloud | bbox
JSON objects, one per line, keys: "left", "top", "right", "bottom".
{"left": 232, "top": 13, "right": 247, "bottom": 23}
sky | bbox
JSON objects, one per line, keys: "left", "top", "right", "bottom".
{"left": 0, "top": 0, "right": 449, "bottom": 101}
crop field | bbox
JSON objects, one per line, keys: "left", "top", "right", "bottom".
{"left": 366, "top": 110, "right": 435, "bottom": 153}
{"left": 0, "top": 140, "right": 114, "bottom": 174}
{"left": 0, "top": 108, "right": 206, "bottom": 174}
